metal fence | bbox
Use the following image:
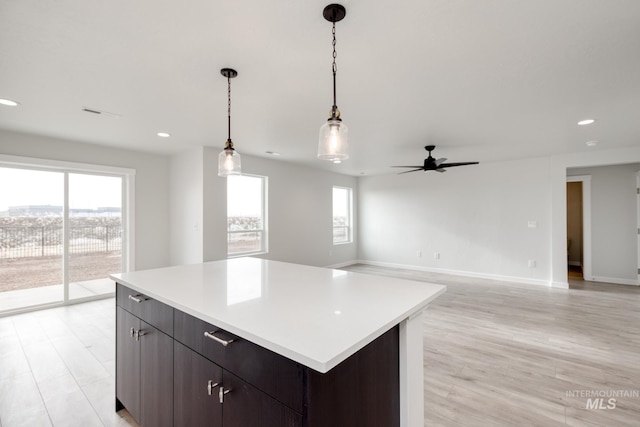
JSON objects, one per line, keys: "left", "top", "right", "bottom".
{"left": 0, "top": 225, "right": 122, "bottom": 259}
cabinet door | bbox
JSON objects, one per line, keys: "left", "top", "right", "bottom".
{"left": 140, "top": 321, "right": 174, "bottom": 427}
{"left": 116, "top": 307, "right": 141, "bottom": 422}
{"left": 174, "top": 341, "right": 223, "bottom": 427}
{"left": 221, "top": 371, "right": 302, "bottom": 427}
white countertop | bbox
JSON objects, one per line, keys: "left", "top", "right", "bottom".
{"left": 111, "top": 258, "right": 446, "bottom": 373}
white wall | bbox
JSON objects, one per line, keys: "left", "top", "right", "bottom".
{"left": 0, "top": 129, "right": 171, "bottom": 270}
{"left": 358, "top": 157, "right": 552, "bottom": 285}
{"left": 169, "top": 147, "right": 204, "bottom": 265}
{"left": 168, "top": 148, "right": 358, "bottom": 268}
{"left": 202, "top": 147, "right": 228, "bottom": 262}
{"left": 568, "top": 164, "right": 639, "bottom": 284}
{"left": 235, "top": 154, "right": 358, "bottom": 267}
{"left": 169, "top": 147, "right": 228, "bottom": 265}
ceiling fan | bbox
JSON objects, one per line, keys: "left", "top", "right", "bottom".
{"left": 392, "top": 145, "right": 479, "bottom": 174}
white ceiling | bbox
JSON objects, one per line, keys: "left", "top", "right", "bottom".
{"left": 1, "top": 0, "right": 639, "bottom": 176}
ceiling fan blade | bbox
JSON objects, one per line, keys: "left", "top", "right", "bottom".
{"left": 435, "top": 158, "right": 447, "bottom": 166}
{"left": 391, "top": 166, "right": 425, "bottom": 169}
{"left": 439, "top": 162, "right": 479, "bottom": 168}
{"left": 397, "top": 168, "right": 424, "bottom": 174}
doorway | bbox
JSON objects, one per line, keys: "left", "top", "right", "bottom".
{"left": 567, "top": 181, "right": 583, "bottom": 279}
{"left": 566, "top": 175, "right": 592, "bottom": 282}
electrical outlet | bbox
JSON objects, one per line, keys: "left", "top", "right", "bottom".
{"left": 528, "top": 259, "right": 536, "bottom": 268}
{"left": 416, "top": 250, "right": 422, "bottom": 257}
{"left": 434, "top": 252, "right": 440, "bottom": 260}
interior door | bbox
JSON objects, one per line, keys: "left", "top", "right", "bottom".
{"left": 637, "top": 172, "right": 640, "bottom": 284}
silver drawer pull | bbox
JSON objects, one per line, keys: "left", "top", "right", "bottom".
{"left": 207, "top": 380, "right": 219, "bottom": 396}
{"left": 130, "top": 327, "right": 135, "bottom": 338}
{"left": 219, "top": 386, "right": 231, "bottom": 404}
{"left": 128, "top": 294, "right": 143, "bottom": 303}
{"left": 204, "top": 331, "right": 235, "bottom": 347}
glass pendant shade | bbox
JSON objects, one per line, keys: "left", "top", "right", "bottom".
{"left": 218, "top": 146, "right": 241, "bottom": 177}
{"left": 318, "top": 118, "right": 349, "bottom": 163}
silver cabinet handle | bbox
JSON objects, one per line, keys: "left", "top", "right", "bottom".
{"left": 130, "top": 327, "right": 135, "bottom": 338}
{"left": 204, "top": 331, "right": 235, "bottom": 347}
{"left": 207, "top": 380, "right": 219, "bottom": 396}
{"left": 128, "top": 294, "right": 143, "bottom": 303}
{"left": 219, "top": 386, "right": 231, "bottom": 404}
{"left": 134, "top": 330, "right": 146, "bottom": 341}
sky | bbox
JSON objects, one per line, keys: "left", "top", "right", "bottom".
{"left": 227, "top": 175, "right": 262, "bottom": 217}
{"left": 0, "top": 167, "right": 122, "bottom": 212}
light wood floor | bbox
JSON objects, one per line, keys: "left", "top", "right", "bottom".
{"left": 0, "top": 298, "right": 139, "bottom": 427}
{"left": 344, "top": 264, "right": 640, "bottom": 426}
{"left": 1, "top": 266, "right": 638, "bottom": 426}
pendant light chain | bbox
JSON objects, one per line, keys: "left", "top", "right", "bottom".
{"left": 227, "top": 75, "right": 232, "bottom": 142}
{"left": 332, "top": 21, "right": 338, "bottom": 109}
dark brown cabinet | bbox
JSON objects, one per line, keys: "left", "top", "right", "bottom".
{"left": 116, "top": 283, "right": 399, "bottom": 427}
{"left": 173, "top": 341, "right": 301, "bottom": 427}
{"left": 221, "top": 370, "right": 302, "bottom": 427}
{"left": 116, "top": 307, "right": 141, "bottom": 421}
{"left": 140, "top": 321, "right": 173, "bottom": 427}
{"left": 116, "top": 287, "right": 173, "bottom": 427}
{"left": 173, "top": 341, "right": 223, "bottom": 427}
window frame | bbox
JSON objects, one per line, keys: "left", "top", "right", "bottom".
{"left": 0, "top": 154, "right": 135, "bottom": 313}
{"left": 332, "top": 186, "right": 353, "bottom": 245}
{"left": 227, "top": 173, "right": 268, "bottom": 257}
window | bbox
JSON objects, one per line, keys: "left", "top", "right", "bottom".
{"left": 333, "top": 186, "right": 352, "bottom": 244}
{"left": 0, "top": 155, "right": 134, "bottom": 314}
{"left": 227, "top": 174, "right": 267, "bottom": 256}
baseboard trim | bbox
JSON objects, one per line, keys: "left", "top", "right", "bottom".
{"left": 355, "top": 260, "right": 553, "bottom": 287}
{"left": 589, "top": 276, "right": 639, "bottom": 286}
{"left": 551, "top": 281, "right": 570, "bottom": 289}
{"left": 325, "top": 261, "right": 359, "bottom": 269}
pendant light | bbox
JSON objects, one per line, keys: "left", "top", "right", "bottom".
{"left": 318, "top": 4, "right": 348, "bottom": 163}
{"left": 218, "top": 68, "right": 241, "bottom": 177}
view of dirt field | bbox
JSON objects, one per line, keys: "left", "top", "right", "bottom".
{"left": 0, "top": 252, "right": 121, "bottom": 292}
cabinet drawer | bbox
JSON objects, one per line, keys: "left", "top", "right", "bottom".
{"left": 174, "top": 309, "right": 304, "bottom": 414}
{"left": 116, "top": 283, "right": 174, "bottom": 336}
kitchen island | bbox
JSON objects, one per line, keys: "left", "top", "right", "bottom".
{"left": 111, "top": 258, "right": 446, "bottom": 427}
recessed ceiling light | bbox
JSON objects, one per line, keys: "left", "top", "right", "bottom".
{"left": 265, "top": 151, "right": 281, "bottom": 156}
{"left": 577, "top": 119, "right": 596, "bottom": 126}
{"left": 585, "top": 140, "right": 598, "bottom": 147}
{"left": 0, "top": 98, "right": 20, "bottom": 107}
{"left": 157, "top": 132, "right": 171, "bottom": 138}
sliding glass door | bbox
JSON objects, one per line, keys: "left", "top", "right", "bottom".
{"left": 68, "top": 173, "right": 122, "bottom": 301}
{"left": 0, "top": 161, "right": 131, "bottom": 314}
{"left": 0, "top": 167, "right": 65, "bottom": 312}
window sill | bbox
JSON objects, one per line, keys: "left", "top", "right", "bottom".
{"left": 227, "top": 251, "right": 268, "bottom": 259}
